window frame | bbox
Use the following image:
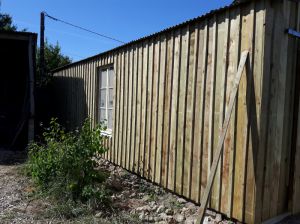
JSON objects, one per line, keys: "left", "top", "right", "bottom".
{"left": 97, "top": 65, "right": 114, "bottom": 135}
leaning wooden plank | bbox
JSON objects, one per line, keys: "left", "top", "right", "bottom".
{"left": 196, "top": 51, "right": 248, "bottom": 224}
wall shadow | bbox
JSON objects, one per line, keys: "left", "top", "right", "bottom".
{"left": 36, "top": 76, "right": 88, "bottom": 133}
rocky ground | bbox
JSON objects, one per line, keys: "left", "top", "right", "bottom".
{"left": 0, "top": 150, "right": 235, "bottom": 224}
{"left": 98, "top": 159, "right": 234, "bottom": 224}
{"left": 4, "top": 150, "right": 298, "bottom": 224}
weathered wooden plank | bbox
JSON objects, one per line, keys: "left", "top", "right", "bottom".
{"left": 132, "top": 44, "right": 141, "bottom": 173}
{"left": 176, "top": 26, "right": 189, "bottom": 195}
{"left": 278, "top": 0, "right": 298, "bottom": 217}
{"left": 168, "top": 28, "right": 181, "bottom": 191}
{"left": 122, "top": 49, "right": 129, "bottom": 168}
{"left": 136, "top": 44, "right": 143, "bottom": 174}
{"left": 113, "top": 54, "right": 119, "bottom": 164}
{"left": 198, "top": 21, "right": 209, "bottom": 203}
{"left": 129, "top": 46, "right": 137, "bottom": 172}
{"left": 207, "top": 16, "right": 217, "bottom": 183}
{"left": 215, "top": 10, "right": 230, "bottom": 213}
{"left": 292, "top": 2, "right": 300, "bottom": 216}
{"left": 118, "top": 51, "right": 125, "bottom": 166}
{"left": 151, "top": 38, "right": 160, "bottom": 182}
{"left": 111, "top": 53, "right": 118, "bottom": 163}
{"left": 232, "top": 3, "right": 254, "bottom": 222}
{"left": 140, "top": 41, "right": 149, "bottom": 176}
{"left": 146, "top": 40, "right": 154, "bottom": 180}
{"left": 189, "top": 21, "right": 201, "bottom": 202}
{"left": 223, "top": 6, "right": 241, "bottom": 218}
{"left": 184, "top": 24, "right": 196, "bottom": 199}
{"left": 243, "top": 4, "right": 257, "bottom": 223}
{"left": 156, "top": 34, "right": 166, "bottom": 184}
{"left": 175, "top": 26, "right": 189, "bottom": 195}
{"left": 263, "top": 1, "right": 292, "bottom": 220}
{"left": 211, "top": 11, "right": 228, "bottom": 211}
{"left": 162, "top": 32, "right": 174, "bottom": 188}
{"left": 196, "top": 51, "right": 248, "bottom": 224}
{"left": 125, "top": 47, "right": 132, "bottom": 170}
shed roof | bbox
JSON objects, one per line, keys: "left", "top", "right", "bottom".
{"left": 0, "top": 31, "right": 37, "bottom": 41}
{"left": 52, "top": 0, "right": 251, "bottom": 73}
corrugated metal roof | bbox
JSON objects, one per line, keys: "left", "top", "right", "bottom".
{"left": 52, "top": 0, "right": 251, "bottom": 73}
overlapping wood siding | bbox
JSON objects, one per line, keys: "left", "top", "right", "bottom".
{"left": 53, "top": 1, "right": 300, "bottom": 223}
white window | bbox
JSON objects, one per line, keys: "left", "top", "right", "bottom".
{"left": 98, "top": 66, "right": 114, "bottom": 132}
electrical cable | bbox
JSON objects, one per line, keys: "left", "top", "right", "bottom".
{"left": 43, "top": 11, "right": 126, "bottom": 44}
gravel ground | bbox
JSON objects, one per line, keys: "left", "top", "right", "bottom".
{"left": 0, "top": 149, "right": 235, "bottom": 224}
{"left": 1, "top": 151, "right": 299, "bottom": 224}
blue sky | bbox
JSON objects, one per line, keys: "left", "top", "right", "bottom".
{"left": 1, "top": 0, "right": 232, "bottom": 62}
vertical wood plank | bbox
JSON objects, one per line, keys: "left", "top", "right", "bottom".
{"left": 140, "top": 41, "right": 148, "bottom": 176}
{"left": 112, "top": 53, "right": 118, "bottom": 163}
{"left": 125, "top": 47, "right": 131, "bottom": 170}
{"left": 135, "top": 45, "right": 143, "bottom": 174}
{"left": 118, "top": 51, "right": 125, "bottom": 166}
{"left": 224, "top": 7, "right": 241, "bottom": 218}
{"left": 162, "top": 32, "right": 174, "bottom": 188}
{"left": 129, "top": 46, "right": 137, "bottom": 172}
{"left": 177, "top": 26, "right": 189, "bottom": 195}
{"left": 185, "top": 24, "right": 196, "bottom": 199}
{"left": 151, "top": 38, "right": 160, "bottom": 182}
{"left": 146, "top": 40, "right": 154, "bottom": 180}
{"left": 198, "top": 21, "right": 209, "bottom": 203}
{"left": 156, "top": 34, "right": 166, "bottom": 184}
{"left": 188, "top": 22, "right": 200, "bottom": 201}
{"left": 122, "top": 49, "right": 129, "bottom": 168}
{"left": 168, "top": 29, "right": 181, "bottom": 191}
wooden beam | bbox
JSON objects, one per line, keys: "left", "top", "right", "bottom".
{"left": 196, "top": 51, "right": 249, "bottom": 224}
{"left": 28, "top": 36, "right": 35, "bottom": 143}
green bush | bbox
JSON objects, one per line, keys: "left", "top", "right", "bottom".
{"left": 26, "top": 118, "right": 110, "bottom": 206}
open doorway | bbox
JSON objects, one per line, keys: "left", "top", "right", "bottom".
{"left": 0, "top": 33, "right": 36, "bottom": 150}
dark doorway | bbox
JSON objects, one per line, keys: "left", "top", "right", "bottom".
{"left": 0, "top": 38, "right": 30, "bottom": 149}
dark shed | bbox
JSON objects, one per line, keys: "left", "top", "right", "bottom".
{"left": 0, "top": 31, "right": 37, "bottom": 150}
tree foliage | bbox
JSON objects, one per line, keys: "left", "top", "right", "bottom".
{"left": 36, "top": 41, "right": 72, "bottom": 85}
{"left": 0, "top": 13, "right": 23, "bottom": 31}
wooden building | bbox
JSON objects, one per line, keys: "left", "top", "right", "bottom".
{"left": 0, "top": 31, "right": 36, "bottom": 150}
{"left": 52, "top": 0, "right": 300, "bottom": 223}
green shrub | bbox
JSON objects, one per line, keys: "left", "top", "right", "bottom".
{"left": 26, "top": 118, "right": 110, "bottom": 206}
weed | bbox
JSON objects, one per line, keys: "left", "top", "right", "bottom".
{"left": 25, "top": 118, "right": 110, "bottom": 208}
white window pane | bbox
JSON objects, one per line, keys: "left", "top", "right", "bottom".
{"left": 108, "top": 89, "right": 114, "bottom": 108}
{"left": 99, "top": 109, "right": 106, "bottom": 124}
{"left": 100, "top": 70, "right": 107, "bottom": 88}
{"left": 108, "top": 109, "right": 113, "bottom": 130}
{"left": 99, "top": 89, "right": 106, "bottom": 107}
{"left": 108, "top": 68, "right": 114, "bottom": 87}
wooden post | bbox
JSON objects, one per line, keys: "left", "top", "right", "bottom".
{"left": 196, "top": 51, "right": 249, "bottom": 224}
{"left": 40, "top": 12, "right": 45, "bottom": 80}
{"left": 28, "top": 36, "right": 35, "bottom": 143}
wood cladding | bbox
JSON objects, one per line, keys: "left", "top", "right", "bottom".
{"left": 53, "top": 1, "right": 300, "bottom": 223}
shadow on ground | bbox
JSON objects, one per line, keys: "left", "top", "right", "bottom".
{"left": 279, "top": 214, "right": 300, "bottom": 224}
{"left": 0, "top": 149, "right": 27, "bottom": 165}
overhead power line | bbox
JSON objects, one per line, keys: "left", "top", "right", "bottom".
{"left": 43, "top": 11, "right": 126, "bottom": 44}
